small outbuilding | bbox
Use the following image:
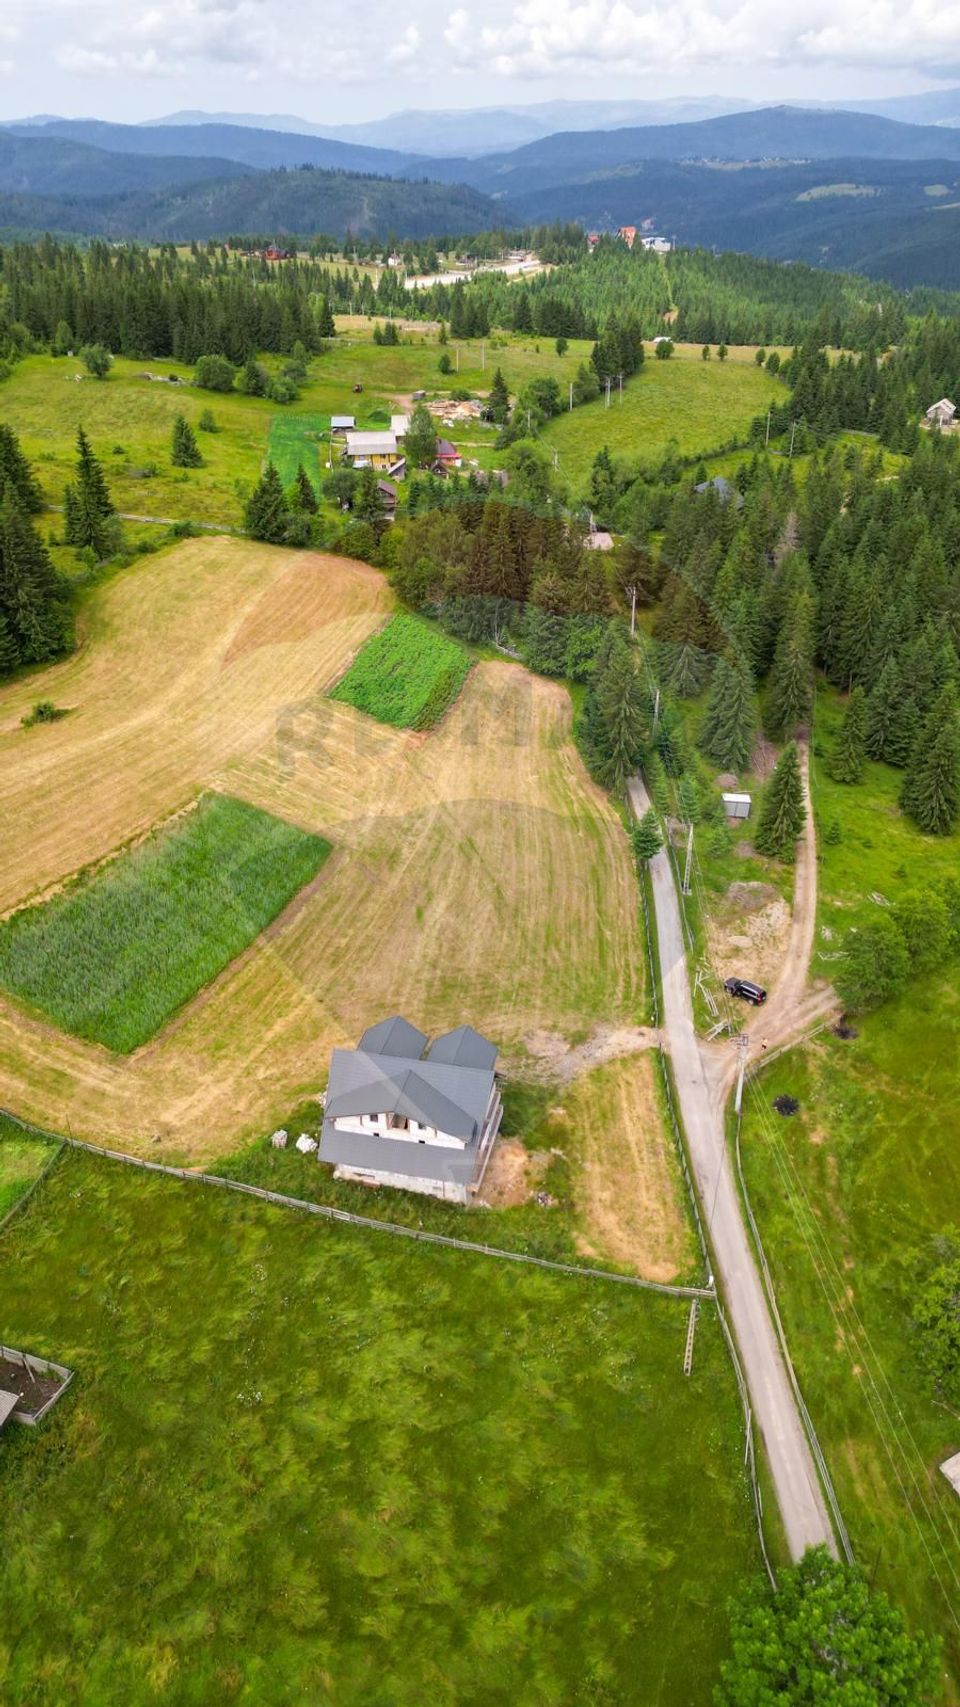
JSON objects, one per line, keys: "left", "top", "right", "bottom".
{"left": 940, "top": 1451, "right": 960, "bottom": 1498}
{"left": 331, "top": 415, "right": 356, "bottom": 434}
{"left": 926, "top": 398, "right": 956, "bottom": 429}
{"left": 695, "top": 475, "right": 745, "bottom": 509}
{"left": 722, "top": 792, "right": 752, "bottom": 819}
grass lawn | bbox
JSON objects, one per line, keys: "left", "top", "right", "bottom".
{"left": 0, "top": 793, "right": 330, "bottom": 1053}
{"left": 0, "top": 1147, "right": 759, "bottom": 1705}
{"left": 0, "top": 1118, "right": 56, "bottom": 1219}
{"left": 331, "top": 613, "right": 472, "bottom": 729}
{"left": 541, "top": 344, "right": 784, "bottom": 493}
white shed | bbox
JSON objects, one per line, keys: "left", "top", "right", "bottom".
{"left": 941, "top": 1451, "right": 960, "bottom": 1498}
{"left": 722, "top": 792, "right": 752, "bottom": 819}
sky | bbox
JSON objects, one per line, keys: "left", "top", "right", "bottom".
{"left": 0, "top": 0, "right": 957, "bottom": 124}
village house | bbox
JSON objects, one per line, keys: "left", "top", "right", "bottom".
{"left": 390, "top": 413, "right": 410, "bottom": 441}
{"left": 344, "top": 430, "right": 401, "bottom": 472}
{"left": 319, "top": 1017, "right": 502, "bottom": 1202}
{"left": 617, "top": 226, "right": 638, "bottom": 249}
{"left": 433, "top": 437, "right": 462, "bottom": 474}
{"left": 377, "top": 479, "right": 399, "bottom": 513}
{"left": 331, "top": 414, "right": 356, "bottom": 436}
{"left": 926, "top": 398, "right": 957, "bottom": 429}
{"left": 263, "top": 245, "right": 292, "bottom": 262}
{"left": 586, "top": 232, "right": 601, "bottom": 252}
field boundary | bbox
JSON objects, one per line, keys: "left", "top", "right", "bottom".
{"left": 0, "top": 1138, "right": 66, "bottom": 1238}
{"left": 0, "top": 1110, "right": 714, "bottom": 1300}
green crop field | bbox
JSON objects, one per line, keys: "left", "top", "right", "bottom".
{"left": 0, "top": 1146, "right": 759, "bottom": 1706}
{"left": 331, "top": 613, "right": 472, "bottom": 729}
{"left": 735, "top": 692, "right": 960, "bottom": 1693}
{"left": 0, "top": 794, "right": 330, "bottom": 1053}
{"left": 542, "top": 345, "right": 783, "bottom": 493}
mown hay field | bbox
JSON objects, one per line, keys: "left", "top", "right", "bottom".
{"left": 0, "top": 794, "right": 330, "bottom": 1052}
{"left": 0, "top": 535, "right": 646, "bottom": 1170}
{"left": 330, "top": 613, "right": 472, "bottom": 729}
{"left": 0, "top": 1147, "right": 758, "bottom": 1706}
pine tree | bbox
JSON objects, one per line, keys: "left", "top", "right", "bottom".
{"left": 829, "top": 685, "right": 867, "bottom": 784}
{"left": 754, "top": 741, "right": 806, "bottom": 861}
{"left": 488, "top": 367, "right": 510, "bottom": 425}
{"left": 699, "top": 654, "right": 756, "bottom": 771}
{"left": 900, "top": 688, "right": 960, "bottom": 836}
{"left": 0, "top": 425, "right": 45, "bottom": 513}
{"left": 765, "top": 589, "right": 815, "bottom": 738}
{"left": 294, "top": 463, "right": 318, "bottom": 513}
{"left": 244, "top": 464, "right": 289, "bottom": 544}
{"left": 631, "top": 808, "right": 663, "bottom": 864}
{"left": 0, "top": 488, "right": 72, "bottom": 666}
{"left": 170, "top": 414, "right": 203, "bottom": 468}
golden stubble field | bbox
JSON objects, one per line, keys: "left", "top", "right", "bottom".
{"left": 0, "top": 537, "right": 648, "bottom": 1174}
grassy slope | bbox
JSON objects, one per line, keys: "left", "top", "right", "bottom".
{"left": 0, "top": 1147, "right": 759, "bottom": 1706}
{"left": 737, "top": 687, "right": 960, "bottom": 1691}
{"left": 330, "top": 614, "right": 472, "bottom": 730}
{"left": 541, "top": 344, "right": 784, "bottom": 492}
{"left": 2, "top": 336, "right": 597, "bottom": 530}
{"left": 0, "top": 793, "right": 330, "bottom": 1053}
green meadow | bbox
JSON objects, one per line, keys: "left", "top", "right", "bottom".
{"left": 0, "top": 1147, "right": 760, "bottom": 1706}
{"left": 736, "top": 689, "right": 960, "bottom": 1693}
{"left": 541, "top": 344, "right": 783, "bottom": 490}
{"left": 0, "top": 793, "right": 330, "bottom": 1052}
{"left": 331, "top": 613, "right": 472, "bottom": 729}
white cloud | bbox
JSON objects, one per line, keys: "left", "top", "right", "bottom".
{"left": 445, "top": 0, "right": 960, "bottom": 79}
{"left": 388, "top": 23, "right": 420, "bottom": 66}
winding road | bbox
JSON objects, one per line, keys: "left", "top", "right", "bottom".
{"left": 629, "top": 747, "right": 838, "bottom": 1560}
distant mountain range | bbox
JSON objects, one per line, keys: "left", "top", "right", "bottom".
{"left": 3, "top": 102, "right": 960, "bottom": 285}
{"left": 11, "top": 91, "right": 960, "bottom": 159}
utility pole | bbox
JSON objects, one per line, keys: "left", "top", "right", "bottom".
{"left": 605, "top": 376, "right": 612, "bottom": 410}
{"left": 569, "top": 380, "right": 574, "bottom": 411}
{"left": 653, "top": 686, "right": 661, "bottom": 732}
{"left": 789, "top": 419, "right": 797, "bottom": 457}
{"left": 618, "top": 371, "right": 624, "bottom": 403}
{"left": 682, "top": 822, "right": 694, "bottom": 897}
{"left": 629, "top": 584, "right": 637, "bottom": 637}
{"left": 764, "top": 407, "right": 771, "bottom": 449}
{"left": 734, "top": 1031, "right": 749, "bottom": 1116}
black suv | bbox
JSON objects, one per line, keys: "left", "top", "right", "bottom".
{"left": 724, "top": 977, "right": 767, "bottom": 1006}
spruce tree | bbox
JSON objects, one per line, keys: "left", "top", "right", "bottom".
{"left": 171, "top": 414, "right": 203, "bottom": 468}
{"left": 900, "top": 688, "right": 960, "bottom": 836}
{"left": 765, "top": 589, "right": 815, "bottom": 738}
{"left": 829, "top": 685, "right": 867, "bottom": 784}
{"left": 0, "top": 425, "right": 45, "bottom": 513}
{"left": 488, "top": 367, "right": 510, "bottom": 424}
{"left": 294, "top": 463, "right": 318, "bottom": 513}
{"left": 244, "top": 464, "right": 289, "bottom": 544}
{"left": 631, "top": 809, "right": 663, "bottom": 864}
{"left": 0, "top": 488, "right": 72, "bottom": 666}
{"left": 0, "top": 610, "right": 17, "bottom": 675}
{"left": 699, "top": 653, "right": 756, "bottom": 771}
{"left": 754, "top": 741, "right": 806, "bottom": 861}
{"left": 73, "top": 427, "right": 114, "bottom": 522}
{"left": 595, "top": 637, "right": 649, "bottom": 794}
{"left": 865, "top": 657, "right": 904, "bottom": 763}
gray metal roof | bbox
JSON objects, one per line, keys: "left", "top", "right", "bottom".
{"left": 358, "top": 1016, "right": 427, "bottom": 1059}
{"left": 694, "top": 475, "right": 744, "bottom": 508}
{"left": 324, "top": 1047, "right": 492, "bottom": 1138}
{"left": 320, "top": 1120, "right": 478, "bottom": 1185}
{"left": 331, "top": 415, "right": 355, "bottom": 428}
{"left": 427, "top": 1024, "right": 497, "bottom": 1071}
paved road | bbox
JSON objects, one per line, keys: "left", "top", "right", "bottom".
{"left": 628, "top": 774, "right": 836, "bottom": 1561}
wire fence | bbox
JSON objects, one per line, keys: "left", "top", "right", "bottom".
{"left": 0, "top": 1110, "right": 714, "bottom": 1302}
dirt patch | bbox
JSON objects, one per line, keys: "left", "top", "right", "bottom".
{"left": 518, "top": 1023, "right": 659, "bottom": 1085}
{"left": 706, "top": 880, "right": 790, "bottom": 991}
{"left": 479, "top": 1139, "right": 552, "bottom": 1207}
{"left": 750, "top": 734, "right": 778, "bottom": 781}
{"left": 0, "top": 1355, "right": 63, "bottom": 1416}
